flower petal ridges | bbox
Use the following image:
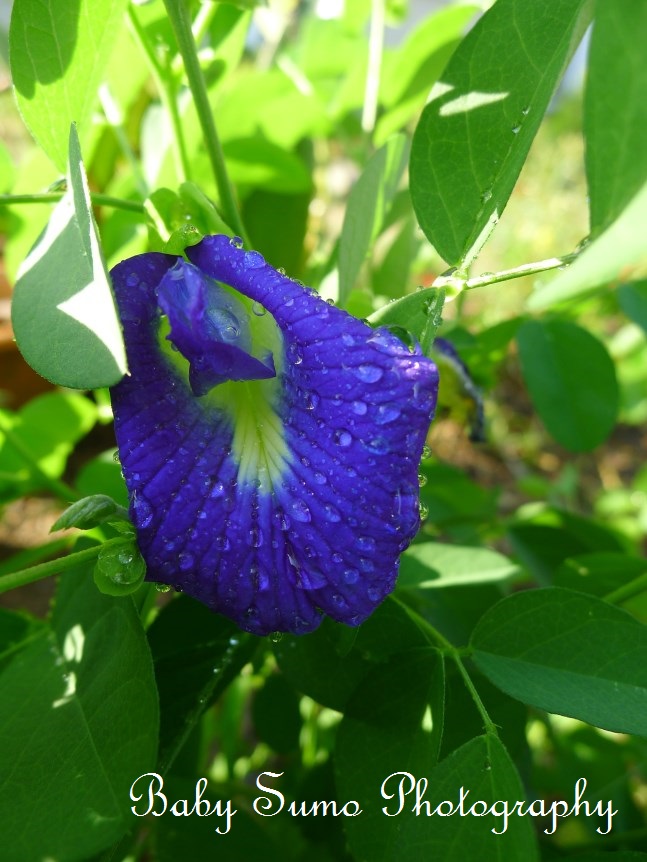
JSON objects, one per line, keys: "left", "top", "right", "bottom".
{"left": 110, "top": 235, "right": 439, "bottom": 635}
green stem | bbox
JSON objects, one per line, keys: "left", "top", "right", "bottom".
{"left": 99, "top": 84, "right": 149, "bottom": 198}
{"left": 0, "top": 537, "right": 130, "bottom": 595}
{"left": 127, "top": 5, "right": 192, "bottom": 184}
{"left": 390, "top": 595, "right": 499, "bottom": 736}
{"left": 0, "top": 192, "right": 145, "bottom": 212}
{"left": 604, "top": 571, "right": 647, "bottom": 606}
{"left": 0, "top": 413, "right": 78, "bottom": 502}
{"left": 163, "top": 0, "right": 249, "bottom": 243}
{"left": 433, "top": 251, "right": 579, "bottom": 298}
{"left": 362, "top": 0, "right": 386, "bottom": 134}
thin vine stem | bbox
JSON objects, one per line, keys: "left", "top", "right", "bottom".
{"left": 362, "top": 0, "right": 386, "bottom": 134}
{"left": 433, "top": 251, "right": 579, "bottom": 297}
{"left": 0, "top": 537, "right": 131, "bottom": 595}
{"left": 127, "top": 5, "right": 192, "bottom": 184}
{"left": 390, "top": 596, "right": 499, "bottom": 737}
{"left": 604, "top": 571, "right": 647, "bottom": 606}
{"left": 0, "top": 192, "right": 145, "bottom": 212}
{"left": 162, "top": 0, "right": 249, "bottom": 244}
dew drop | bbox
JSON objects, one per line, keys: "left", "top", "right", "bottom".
{"left": 352, "top": 400, "right": 368, "bottom": 415}
{"left": 304, "top": 391, "right": 320, "bottom": 410}
{"left": 133, "top": 497, "right": 153, "bottom": 528}
{"left": 118, "top": 551, "right": 134, "bottom": 565}
{"left": 178, "top": 551, "right": 194, "bottom": 571}
{"left": 419, "top": 500, "right": 429, "bottom": 520}
{"left": 229, "top": 235, "right": 244, "bottom": 248}
{"left": 421, "top": 444, "right": 431, "bottom": 460}
{"left": 352, "top": 364, "right": 383, "bottom": 383}
{"left": 367, "top": 586, "right": 381, "bottom": 602}
{"left": 155, "top": 583, "right": 172, "bottom": 593}
{"left": 334, "top": 429, "right": 353, "bottom": 447}
{"left": 288, "top": 343, "right": 303, "bottom": 365}
{"left": 357, "top": 536, "right": 376, "bottom": 553}
{"left": 244, "top": 250, "right": 265, "bottom": 269}
{"left": 252, "top": 301, "right": 267, "bottom": 316}
{"left": 216, "top": 535, "right": 230, "bottom": 551}
{"left": 269, "top": 631, "right": 283, "bottom": 643}
{"left": 343, "top": 568, "right": 359, "bottom": 585}
{"left": 342, "top": 333, "right": 356, "bottom": 348}
{"left": 332, "top": 552, "right": 343, "bottom": 564}
{"left": 375, "top": 403, "right": 400, "bottom": 425}
{"left": 481, "top": 189, "right": 493, "bottom": 204}
{"left": 366, "top": 436, "right": 390, "bottom": 455}
{"left": 290, "top": 499, "right": 312, "bottom": 523}
{"left": 273, "top": 510, "right": 291, "bottom": 531}
{"left": 112, "top": 450, "right": 121, "bottom": 463}
{"left": 324, "top": 503, "right": 341, "bottom": 523}
{"left": 248, "top": 526, "right": 263, "bottom": 548}
{"left": 418, "top": 472, "right": 428, "bottom": 487}
{"left": 511, "top": 124, "right": 521, "bottom": 134}
{"left": 314, "top": 471, "right": 327, "bottom": 485}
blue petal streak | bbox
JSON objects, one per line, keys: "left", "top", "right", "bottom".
{"left": 110, "top": 236, "right": 439, "bottom": 635}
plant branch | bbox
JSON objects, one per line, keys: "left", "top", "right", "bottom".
{"left": 0, "top": 192, "right": 145, "bottom": 212}
{"left": 0, "top": 537, "right": 131, "bottom": 595}
{"left": 362, "top": 0, "right": 386, "bottom": 134}
{"left": 127, "top": 5, "right": 192, "bottom": 184}
{"left": 163, "top": 0, "right": 248, "bottom": 243}
{"left": 604, "top": 571, "right": 647, "bottom": 606}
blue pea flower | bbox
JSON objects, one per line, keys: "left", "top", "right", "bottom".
{"left": 110, "top": 235, "right": 439, "bottom": 635}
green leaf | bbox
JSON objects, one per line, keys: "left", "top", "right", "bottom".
{"left": 584, "top": 0, "right": 647, "bottom": 234}
{"left": 527, "top": 181, "right": 647, "bottom": 309}
{"left": 11, "top": 125, "right": 127, "bottom": 388}
{"left": 75, "top": 449, "right": 129, "bottom": 508}
{"left": 274, "top": 599, "right": 428, "bottom": 711}
{"left": 221, "top": 136, "right": 312, "bottom": 194}
{"left": 410, "top": 0, "right": 590, "bottom": 266}
{"left": 400, "top": 543, "right": 520, "bottom": 590}
{"left": 51, "top": 494, "right": 128, "bottom": 532}
{"left": 147, "top": 596, "right": 257, "bottom": 766}
{"left": 0, "top": 564, "right": 159, "bottom": 862}
{"left": 93, "top": 540, "right": 146, "bottom": 596}
{"left": 0, "top": 391, "right": 97, "bottom": 497}
{"left": 396, "top": 735, "right": 538, "bottom": 861}
{"left": 555, "top": 553, "right": 647, "bottom": 598}
{"left": 619, "top": 281, "right": 647, "bottom": 334}
{"left": 9, "top": 0, "right": 129, "bottom": 170}
{"left": 338, "top": 134, "right": 409, "bottom": 305}
{"left": 334, "top": 650, "right": 444, "bottom": 862}
{"left": 368, "top": 287, "right": 445, "bottom": 355}
{"left": 517, "top": 319, "right": 618, "bottom": 452}
{"left": 471, "top": 587, "right": 647, "bottom": 736}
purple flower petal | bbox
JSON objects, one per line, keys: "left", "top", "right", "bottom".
{"left": 110, "top": 235, "right": 439, "bottom": 635}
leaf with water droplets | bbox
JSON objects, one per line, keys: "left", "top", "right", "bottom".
{"left": 410, "top": 0, "right": 591, "bottom": 266}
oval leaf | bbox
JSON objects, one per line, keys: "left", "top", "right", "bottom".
{"left": 410, "top": 0, "right": 590, "bottom": 266}
{"left": 397, "top": 735, "right": 539, "bottom": 861}
{"left": 517, "top": 319, "right": 618, "bottom": 452}
{"left": 471, "top": 587, "right": 647, "bottom": 736}
{"left": 11, "top": 125, "right": 127, "bottom": 388}
{"left": 585, "top": 0, "right": 647, "bottom": 234}
{"left": 0, "top": 561, "right": 159, "bottom": 862}
{"left": 10, "top": 0, "right": 129, "bottom": 170}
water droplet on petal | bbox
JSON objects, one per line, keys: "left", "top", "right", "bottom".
{"left": 133, "top": 497, "right": 153, "bottom": 528}
{"left": 419, "top": 500, "right": 429, "bottom": 520}
{"left": 288, "top": 342, "right": 303, "bottom": 365}
{"left": 112, "top": 450, "right": 121, "bottom": 463}
{"left": 365, "top": 436, "right": 390, "bottom": 455}
{"left": 290, "top": 499, "right": 311, "bottom": 523}
{"left": 332, "top": 552, "right": 343, "bottom": 564}
{"left": 352, "top": 400, "right": 367, "bottom": 415}
{"left": 367, "top": 586, "right": 381, "bottom": 602}
{"left": 342, "top": 333, "right": 355, "bottom": 347}
{"left": 343, "top": 568, "right": 359, "bottom": 585}
{"left": 421, "top": 444, "right": 431, "bottom": 460}
{"left": 418, "top": 472, "right": 427, "bottom": 487}
{"left": 179, "top": 551, "right": 194, "bottom": 571}
{"left": 248, "top": 526, "right": 263, "bottom": 547}
{"left": 357, "top": 536, "right": 376, "bottom": 553}
{"left": 352, "top": 364, "right": 383, "bottom": 383}
{"left": 314, "top": 471, "right": 327, "bottom": 485}
{"left": 230, "top": 235, "right": 244, "bottom": 248}
{"left": 334, "top": 429, "right": 353, "bottom": 447}
{"left": 252, "top": 301, "right": 267, "bottom": 316}
{"left": 375, "top": 403, "right": 400, "bottom": 425}
{"left": 324, "top": 503, "right": 341, "bottom": 522}
{"left": 244, "top": 250, "right": 265, "bottom": 269}
{"left": 216, "top": 535, "right": 230, "bottom": 551}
